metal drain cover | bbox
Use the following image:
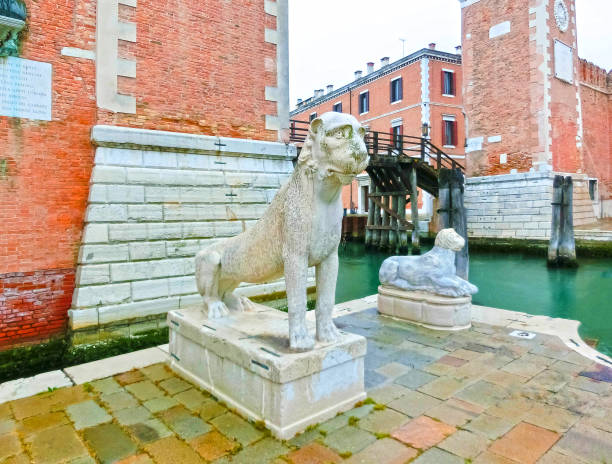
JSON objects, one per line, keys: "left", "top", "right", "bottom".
{"left": 509, "top": 330, "right": 536, "bottom": 340}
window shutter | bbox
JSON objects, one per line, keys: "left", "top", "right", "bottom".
{"left": 390, "top": 81, "right": 394, "bottom": 103}
{"left": 441, "top": 70, "right": 446, "bottom": 94}
{"left": 399, "top": 125, "right": 403, "bottom": 136}
{"left": 451, "top": 73, "right": 455, "bottom": 96}
{"left": 366, "top": 93, "right": 369, "bottom": 112}
{"left": 452, "top": 121, "right": 458, "bottom": 146}
{"left": 442, "top": 120, "right": 446, "bottom": 145}
{"left": 399, "top": 78, "right": 403, "bottom": 101}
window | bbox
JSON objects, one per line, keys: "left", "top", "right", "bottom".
{"left": 362, "top": 186, "right": 369, "bottom": 212}
{"left": 359, "top": 91, "right": 369, "bottom": 114}
{"left": 390, "top": 77, "right": 403, "bottom": 103}
{"left": 589, "top": 179, "right": 597, "bottom": 201}
{"left": 442, "top": 116, "right": 457, "bottom": 147}
{"left": 333, "top": 102, "right": 342, "bottom": 113}
{"left": 442, "top": 70, "right": 455, "bottom": 96}
{"left": 309, "top": 112, "right": 317, "bottom": 122}
{"left": 391, "top": 121, "right": 403, "bottom": 149}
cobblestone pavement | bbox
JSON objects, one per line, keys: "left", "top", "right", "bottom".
{"left": 1, "top": 307, "right": 611, "bottom": 463}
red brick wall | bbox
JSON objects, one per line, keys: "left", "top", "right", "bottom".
{"left": 1, "top": 0, "right": 278, "bottom": 346}
{"left": 0, "top": 269, "right": 74, "bottom": 347}
{"left": 579, "top": 60, "right": 612, "bottom": 201}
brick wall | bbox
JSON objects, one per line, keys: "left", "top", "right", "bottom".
{"left": 1, "top": 0, "right": 287, "bottom": 347}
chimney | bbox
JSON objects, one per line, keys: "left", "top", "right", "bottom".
{"left": 428, "top": 42, "right": 436, "bottom": 49}
{"left": 381, "top": 57, "right": 390, "bottom": 67}
{"left": 326, "top": 84, "right": 334, "bottom": 94}
{"left": 455, "top": 45, "right": 462, "bottom": 54}
{"left": 297, "top": 98, "right": 303, "bottom": 106}
{"left": 354, "top": 70, "right": 362, "bottom": 79}
{"left": 366, "top": 62, "right": 375, "bottom": 74}
{"left": 317, "top": 89, "right": 324, "bottom": 98}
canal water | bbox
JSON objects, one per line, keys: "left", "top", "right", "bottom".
{"left": 337, "top": 242, "right": 612, "bottom": 358}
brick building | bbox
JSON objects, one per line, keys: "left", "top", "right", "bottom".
{"left": 290, "top": 45, "right": 465, "bottom": 219}
{"left": 460, "top": 0, "right": 611, "bottom": 239}
{"left": 0, "top": 0, "right": 291, "bottom": 347}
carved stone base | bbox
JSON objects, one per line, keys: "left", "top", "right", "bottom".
{"left": 167, "top": 304, "right": 366, "bottom": 440}
{"left": 378, "top": 286, "right": 471, "bottom": 330}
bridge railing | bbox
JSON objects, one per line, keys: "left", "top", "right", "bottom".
{"left": 289, "top": 119, "right": 464, "bottom": 174}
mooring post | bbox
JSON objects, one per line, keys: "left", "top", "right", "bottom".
{"left": 548, "top": 175, "right": 563, "bottom": 266}
{"left": 451, "top": 169, "right": 469, "bottom": 280}
{"left": 398, "top": 194, "right": 408, "bottom": 253}
{"left": 365, "top": 186, "right": 374, "bottom": 247}
{"left": 410, "top": 165, "right": 420, "bottom": 254}
{"left": 380, "top": 195, "right": 390, "bottom": 249}
{"left": 438, "top": 168, "right": 451, "bottom": 229}
{"left": 558, "top": 176, "right": 577, "bottom": 267}
{"left": 389, "top": 194, "right": 398, "bottom": 251}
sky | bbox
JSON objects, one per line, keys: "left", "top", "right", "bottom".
{"left": 289, "top": 0, "right": 612, "bottom": 109}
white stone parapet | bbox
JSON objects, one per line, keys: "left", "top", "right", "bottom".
{"left": 167, "top": 304, "right": 366, "bottom": 440}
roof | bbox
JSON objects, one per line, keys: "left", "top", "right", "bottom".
{"left": 291, "top": 48, "right": 461, "bottom": 116}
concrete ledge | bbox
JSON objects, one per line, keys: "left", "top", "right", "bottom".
{"left": 377, "top": 286, "right": 471, "bottom": 330}
{"left": 91, "top": 125, "right": 296, "bottom": 158}
{"left": 0, "top": 370, "right": 73, "bottom": 403}
{"left": 168, "top": 304, "right": 366, "bottom": 439}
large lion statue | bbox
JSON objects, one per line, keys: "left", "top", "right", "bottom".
{"left": 195, "top": 112, "right": 369, "bottom": 351}
{"left": 379, "top": 228, "right": 478, "bottom": 298}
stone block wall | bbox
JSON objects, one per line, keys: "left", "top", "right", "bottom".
{"left": 69, "top": 126, "right": 298, "bottom": 338}
{"left": 465, "top": 170, "right": 596, "bottom": 239}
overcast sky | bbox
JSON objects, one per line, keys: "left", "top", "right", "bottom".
{"left": 289, "top": 0, "right": 612, "bottom": 109}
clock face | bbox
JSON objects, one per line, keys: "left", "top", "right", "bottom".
{"left": 554, "top": 0, "right": 569, "bottom": 32}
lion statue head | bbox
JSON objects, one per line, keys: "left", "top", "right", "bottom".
{"left": 298, "top": 112, "right": 369, "bottom": 185}
{"left": 435, "top": 228, "right": 465, "bottom": 252}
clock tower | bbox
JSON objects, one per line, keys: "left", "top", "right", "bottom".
{"left": 459, "top": 0, "right": 582, "bottom": 176}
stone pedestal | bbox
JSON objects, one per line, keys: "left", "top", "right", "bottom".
{"left": 167, "top": 304, "right": 366, "bottom": 440}
{"left": 378, "top": 286, "right": 471, "bottom": 330}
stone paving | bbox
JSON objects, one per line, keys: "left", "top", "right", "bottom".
{"left": 1, "top": 307, "right": 612, "bottom": 463}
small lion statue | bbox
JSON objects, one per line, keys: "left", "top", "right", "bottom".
{"left": 195, "top": 112, "right": 369, "bottom": 351}
{"left": 379, "top": 228, "right": 478, "bottom": 298}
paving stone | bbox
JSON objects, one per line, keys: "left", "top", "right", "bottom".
{"left": 486, "top": 397, "right": 535, "bottom": 421}
{"left": 489, "top": 422, "right": 560, "bottom": 464}
{"left": 83, "top": 423, "right": 138, "bottom": 464}
{"left": 368, "top": 383, "right": 411, "bottom": 404}
{"left": 412, "top": 447, "right": 463, "bottom": 463}
{"left": 114, "top": 406, "right": 152, "bottom": 426}
{"left": 18, "top": 411, "right": 68, "bottom": 436}
{"left": 451, "top": 349, "right": 484, "bottom": 361}
{"left": 545, "top": 387, "right": 599, "bottom": 415}
{"left": 425, "top": 398, "right": 481, "bottom": 426}
{"left": 472, "top": 450, "right": 517, "bottom": 464}
{"left": 125, "top": 380, "right": 164, "bottom": 401}
{"left": 563, "top": 351, "right": 594, "bottom": 367}
{"left": 418, "top": 376, "right": 469, "bottom": 400}
{"left": 364, "top": 369, "right": 387, "bottom": 389}
{"left": 10, "top": 394, "right": 53, "bottom": 420}
{"left": 357, "top": 408, "right": 409, "bottom": 434}
{"left": 0, "top": 418, "right": 16, "bottom": 434}
{"left": 3, "top": 454, "right": 35, "bottom": 464}
{"left": 128, "top": 418, "right": 172, "bottom": 443}
{"left": 437, "top": 429, "right": 489, "bottom": 459}
{"left": 27, "top": 424, "right": 88, "bottom": 464}
{"left": 66, "top": 400, "right": 112, "bottom": 430}
{"left": 145, "top": 436, "right": 204, "bottom": 464}
{"left": 454, "top": 380, "right": 508, "bottom": 408}
{"left": 116, "top": 454, "right": 155, "bottom": 464}
{"left": 217, "top": 437, "right": 289, "bottom": 464}
{"left": 101, "top": 391, "right": 139, "bottom": 411}
{"left": 550, "top": 360, "right": 585, "bottom": 375}
{"left": 525, "top": 369, "right": 572, "bottom": 393}
{"left": 0, "top": 402, "right": 11, "bottom": 418}
{"left": 69, "top": 456, "right": 96, "bottom": 464}
{"left": 91, "top": 377, "right": 122, "bottom": 395}
{"left": 189, "top": 430, "right": 237, "bottom": 461}
{"left": 394, "top": 369, "right": 438, "bottom": 389}
{"left": 464, "top": 413, "right": 515, "bottom": 439}
{"left": 143, "top": 395, "right": 179, "bottom": 413}
{"left": 115, "top": 370, "right": 146, "bottom": 385}
{"left": 168, "top": 414, "right": 211, "bottom": 440}
{"left": 319, "top": 413, "right": 349, "bottom": 434}
{"left": 210, "top": 412, "right": 264, "bottom": 446}
{"left": 387, "top": 390, "right": 441, "bottom": 417}
{"left": 140, "top": 363, "right": 174, "bottom": 382}
{"left": 345, "top": 403, "right": 375, "bottom": 419}
{"left": 501, "top": 358, "right": 547, "bottom": 378}
{"left": 537, "top": 449, "right": 587, "bottom": 464}
{"left": 422, "top": 362, "right": 458, "bottom": 376}
{"left": 523, "top": 403, "right": 580, "bottom": 433}
{"left": 323, "top": 425, "right": 377, "bottom": 455}
{"left": 344, "top": 437, "right": 418, "bottom": 464}
{"left": 375, "top": 362, "right": 411, "bottom": 379}
{"left": 483, "top": 370, "right": 528, "bottom": 388}
{"left": 438, "top": 355, "right": 468, "bottom": 367}
{"left": 0, "top": 433, "right": 21, "bottom": 461}
{"left": 554, "top": 422, "right": 612, "bottom": 462}
{"left": 47, "top": 385, "right": 92, "bottom": 410}
{"left": 199, "top": 398, "right": 227, "bottom": 420}
{"left": 174, "top": 388, "right": 208, "bottom": 412}
{"left": 391, "top": 415, "right": 456, "bottom": 450}
{"left": 570, "top": 375, "right": 610, "bottom": 394}
{"left": 288, "top": 428, "right": 321, "bottom": 447}
{"left": 287, "top": 441, "right": 343, "bottom": 464}
{"left": 159, "top": 376, "right": 192, "bottom": 395}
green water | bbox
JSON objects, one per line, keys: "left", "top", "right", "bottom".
{"left": 337, "top": 242, "right": 612, "bottom": 357}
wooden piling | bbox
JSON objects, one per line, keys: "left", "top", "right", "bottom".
{"left": 548, "top": 175, "right": 563, "bottom": 265}
{"left": 398, "top": 194, "right": 408, "bottom": 253}
{"left": 380, "top": 195, "right": 389, "bottom": 248}
{"left": 372, "top": 184, "right": 381, "bottom": 247}
{"left": 558, "top": 176, "right": 577, "bottom": 267}
{"left": 365, "top": 186, "right": 374, "bottom": 247}
{"left": 389, "top": 195, "right": 398, "bottom": 251}
{"left": 451, "top": 169, "right": 469, "bottom": 280}
{"left": 410, "top": 165, "right": 420, "bottom": 255}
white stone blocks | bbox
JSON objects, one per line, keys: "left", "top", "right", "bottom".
{"left": 127, "top": 204, "right": 163, "bottom": 221}
{"left": 108, "top": 223, "right": 148, "bottom": 242}
{"left": 76, "top": 264, "right": 111, "bottom": 285}
{"left": 129, "top": 242, "right": 166, "bottom": 260}
{"left": 132, "top": 279, "right": 169, "bottom": 301}
{"left": 86, "top": 204, "right": 128, "bottom": 222}
{"left": 82, "top": 224, "right": 109, "bottom": 244}
{"left": 142, "top": 150, "right": 177, "bottom": 168}
{"left": 168, "top": 276, "right": 197, "bottom": 296}
{"left": 91, "top": 165, "right": 127, "bottom": 183}
{"left": 79, "top": 244, "right": 129, "bottom": 264}
{"left": 72, "top": 283, "right": 131, "bottom": 308}
{"left": 95, "top": 147, "right": 143, "bottom": 166}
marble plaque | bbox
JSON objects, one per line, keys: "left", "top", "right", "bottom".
{"left": 0, "top": 56, "right": 52, "bottom": 120}
{"left": 554, "top": 40, "right": 573, "bottom": 84}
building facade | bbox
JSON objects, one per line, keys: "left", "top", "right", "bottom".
{"left": 0, "top": 0, "right": 291, "bottom": 348}
{"left": 460, "top": 0, "right": 611, "bottom": 239}
{"left": 291, "top": 45, "right": 465, "bottom": 218}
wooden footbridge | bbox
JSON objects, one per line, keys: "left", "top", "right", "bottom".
{"left": 289, "top": 119, "right": 466, "bottom": 256}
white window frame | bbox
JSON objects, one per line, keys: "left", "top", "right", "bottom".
{"left": 359, "top": 90, "right": 370, "bottom": 115}
{"left": 390, "top": 76, "right": 403, "bottom": 105}
{"left": 442, "top": 115, "right": 456, "bottom": 148}
{"left": 442, "top": 69, "right": 456, "bottom": 98}
{"left": 332, "top": 101, "right": 342, "bottom": 113}
{"left": 309, "top": 112, "right": 317, "bottom": 122}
